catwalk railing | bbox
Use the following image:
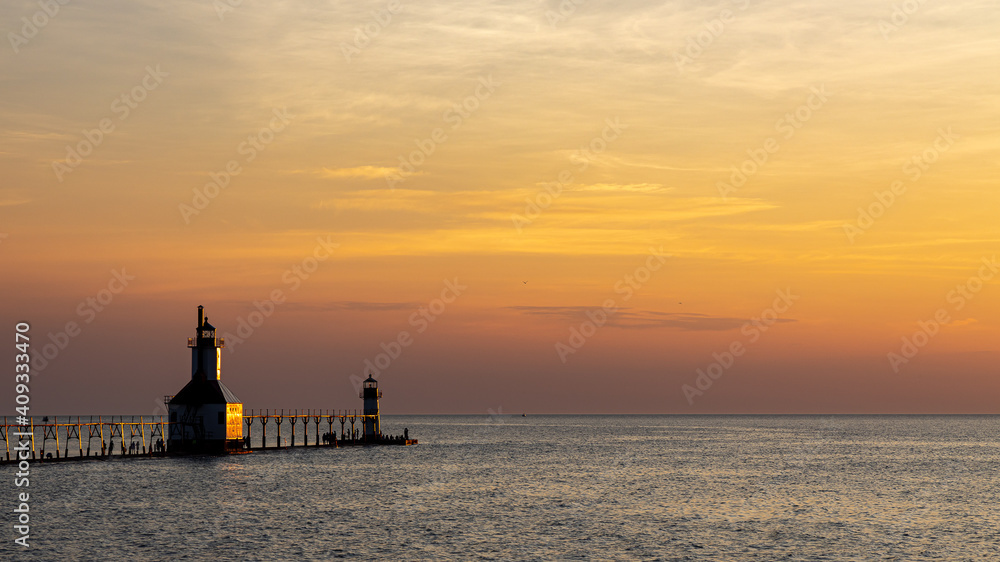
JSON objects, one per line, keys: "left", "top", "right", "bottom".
{"left": 242, "top": 409, "right": 384, "bottom": 449}
{"left": 0, "top": 416, "right": 169, "bottom": 461}
{"left": 0, "top": 411, "right": 414, "bottom": 462}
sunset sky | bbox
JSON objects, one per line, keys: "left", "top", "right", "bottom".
{"left": 2, "top": 0, "right": 999, "bottom": 415}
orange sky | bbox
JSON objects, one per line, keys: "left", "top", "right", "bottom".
{"left": 2, "top": 0, "right": 999, "bottom": 414}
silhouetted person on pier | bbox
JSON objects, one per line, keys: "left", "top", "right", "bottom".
{"left": 404, "top": 428, "right": 408, "bottom": 440}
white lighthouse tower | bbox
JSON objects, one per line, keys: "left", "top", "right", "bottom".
{"left": 168, "top": 305, "right": 244, "bottom": 453}
{"left": 361, "top": 374, "right": 382, "bottom": 441}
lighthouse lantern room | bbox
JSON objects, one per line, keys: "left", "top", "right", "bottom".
{"left": 168, "top": 306, "right": 244, "bottom": 453}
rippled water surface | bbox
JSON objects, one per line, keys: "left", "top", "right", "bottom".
{"left": 3, "top": 415, "right": 999, "bottom": 560}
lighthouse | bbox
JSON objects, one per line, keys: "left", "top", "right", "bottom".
{"left": 360, "top": 374, "right": 382, "bottom": 441}
{"left": 167, "top": 306, "right": 244, "bottom": 453}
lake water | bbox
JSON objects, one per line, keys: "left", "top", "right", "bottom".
{"left": 2, "top": 415, "right": 999, "bottom": 560}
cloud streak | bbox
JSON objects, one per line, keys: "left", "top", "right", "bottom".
{"left": 508, "top": 306, "right": 793, "bottom": 331}
{"left": 282, "top": 301, "right": 419, "bottom": 312}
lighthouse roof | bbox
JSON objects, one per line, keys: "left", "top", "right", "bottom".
{"left": 201, "top": 319, "right": 215, "bottom": 330}
{"left": 365, "top": 374, "right": 377, "bottom": 383}
{"left": 169, "top": 378, "right": 241, "bottom": 405}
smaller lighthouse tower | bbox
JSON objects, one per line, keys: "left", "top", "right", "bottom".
{"left": 361, "top": 374, "right": 382, "bottom": 441}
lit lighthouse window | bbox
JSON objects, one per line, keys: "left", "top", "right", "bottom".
{"left": 201, "top": 329, "right": 215, "bottom": 339}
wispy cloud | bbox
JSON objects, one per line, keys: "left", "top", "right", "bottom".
{"left": 317, "top": 166, "right": 398, "bottom": 180}
{"left": 507, "top": 306, "right": 793, "bottom": 331}
{"left": 570, "top": 183, "right": 672, "bottom": 194}
{"left": 284, "top": 301, "right": 419, "bottom": 312}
